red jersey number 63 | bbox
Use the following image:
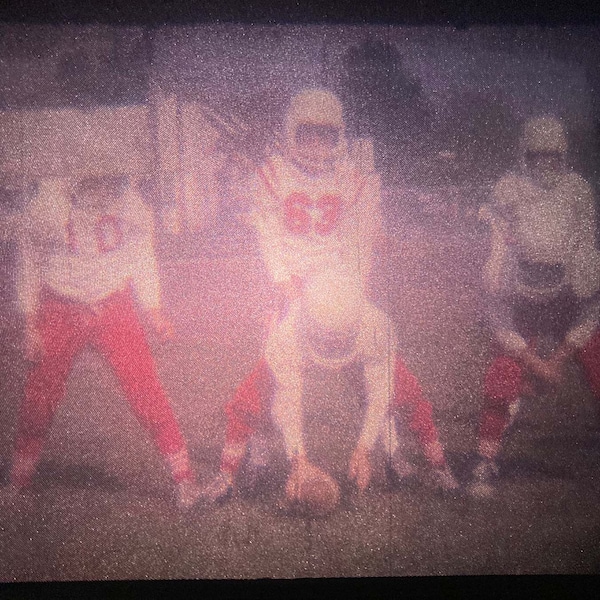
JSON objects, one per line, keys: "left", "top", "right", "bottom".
{"left": 284, "top": 192, "right": 341, "bottom": 236}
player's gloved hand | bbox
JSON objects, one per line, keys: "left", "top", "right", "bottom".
{"left": 146, "top": 308, "right": 175, "bottom": 342}
{"left": 283, "top": 454, "right": 340, "bottom": 516}
{"left": 24, "top": 321, "right": 44, "bottom": 362}
{"left": 348, "top": 445, "right": 372, "bottom": 492}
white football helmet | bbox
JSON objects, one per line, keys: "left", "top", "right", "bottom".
{"left": 522, "top": 116, "right": 567, "bottom": 154}
{"left": 299, "top": 267, "right": 364, "bottom": 366}
{"left": 284, "top": 89, "right": 348, "bottom": 175}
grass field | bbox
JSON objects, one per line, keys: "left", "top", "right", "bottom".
{"left": 1, "top": 217, "right": 599, "bottom": 580}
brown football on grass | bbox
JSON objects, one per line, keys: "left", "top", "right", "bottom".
{"left": 286, "top": 465, "right": 341, "bottom": 518}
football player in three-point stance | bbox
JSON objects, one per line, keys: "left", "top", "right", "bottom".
{"left": 202, "top": 89, "right": 458, "bottom": 508}
{"left": 470, "top": 116, "right": 600, "bottom": 497}
{"left": 7, "top": 172, "right": 201, "bottom": 510}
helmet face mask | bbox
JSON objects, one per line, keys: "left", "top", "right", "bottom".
{"left": 522, "top": 117, "right": 567, "bottom": 188}
{"left": 72, "top": 174, "right": 128, "bottom": 212}
{"left": 293, "top": 124, "right": 341, "bottom": 175}
{"left": 295, "top": 124, "right": 340, "bottom": 147}
{"left": 285, "top": 89, "right": 346, "bottom": 176}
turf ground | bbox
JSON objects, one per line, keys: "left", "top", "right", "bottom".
{"left": 1, "top": 214, "right": 599, "bottom": 580}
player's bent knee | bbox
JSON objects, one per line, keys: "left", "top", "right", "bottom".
{"left": 19, "top": 413, "right": 52, "bottom": 441}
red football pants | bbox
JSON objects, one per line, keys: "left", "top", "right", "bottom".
{"left": 220, "top": 355, "right": 443, "bottom": 472}
{"left": 13, "top": 288, "right": 186, "bottom": 476}
{"left": 478, "top": 327, "right": 600, "bottom": 448}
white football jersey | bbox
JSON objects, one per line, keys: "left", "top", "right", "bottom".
{"left": 484, "top": 170, "right": 600, "bottom": 300}
{"left": 249, "top": 153, "right": 383, "bottom": 288}
{"left": 482, "top": 169, "right": 600, "bottom": 351}
{"left": 18, "top": 178, "right": 162, "bottom": 314}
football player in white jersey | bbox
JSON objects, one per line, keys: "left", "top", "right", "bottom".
{"left": 6, "top": 172, "right": 201, "bottom": 510}
{"left": 470, "top": 116, "right": 600, "bottom": 497}
{"left": 202, "top": 89, "right": 458, "bottom": 506}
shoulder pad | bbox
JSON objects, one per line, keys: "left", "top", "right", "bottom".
{"left": 493, "top": 172, "right": 526, "bottom": 206}
{"left": 562, "top": 171, "right": 592, "bottom": 196}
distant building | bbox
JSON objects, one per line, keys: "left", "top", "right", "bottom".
{"left": 0, "top": 25, "right": 151, "bottom": 110}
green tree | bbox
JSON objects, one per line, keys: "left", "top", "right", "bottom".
{"left": 438, "top": 91, "right": 520, "bottom": 183}
{"left": 336, "top": 36, "right": 432, "bottom": 181}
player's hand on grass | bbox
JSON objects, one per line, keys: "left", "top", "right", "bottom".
{"left": 348, "top": 445, "right": 372, "bottom": 492}
{"left": 283, "top": 455, "right": 341, "bottom": 516}
{"left": 146, "top": 308, "right": 175, "bottom": 342}
{"left": 285, "top": 454, "right": 331, "bottom": 502}
{"left": 24, "top": 321, "right": 44, "bottom": 362}
{"left": 285, "top": 453, "right": 311, "bottom": 502}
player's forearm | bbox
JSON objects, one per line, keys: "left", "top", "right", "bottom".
{"left": 124, "top": 196, "right": 163, "bottom": 311}
{"left": 516, "top": 346, "right": 563, "bottom": 385}
{"left": 18, "top": 251, "right": 43, "bottom": 362}
{"left": 359, "top": 406, "right": 387, "bottom": 451}
{"left": 564, "top": 297, "right": 600, "bottom": 350}
{"left": 130, "top": 242, "right": 163, "bottom": 312}
{"left": 488, "top": 295, "right": 528, "bottom": 355}
{"left": 132, "top": 277, "right": 162, "bottom": 312}
{"left": 494, "top": 327, "right": 528, "bottom": 356}
{"left": 360, "top": 361, "right": 393, "bottom": 452}
{"left": 16, "top": 239, "right": 42, "bottom": 317}
{"left": 249, "top": 185, "right": 287, "bottom": 274}
{"left": 517, "top": 346, "right": 543, "bottom": 370}
{"left": 254, "top": 221, "right": 291, "bottom": 284}
{"left": 357, "top": 176, "right": 384, "bottom": 278}
{"left": 265, "top": 253, "right": 291, "bottom": 286}
{"left": 18, "top": 286, "right": 41, "bottom": 319}
{"left": 271, "top": 383, "right": 306, "bottom": 460}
